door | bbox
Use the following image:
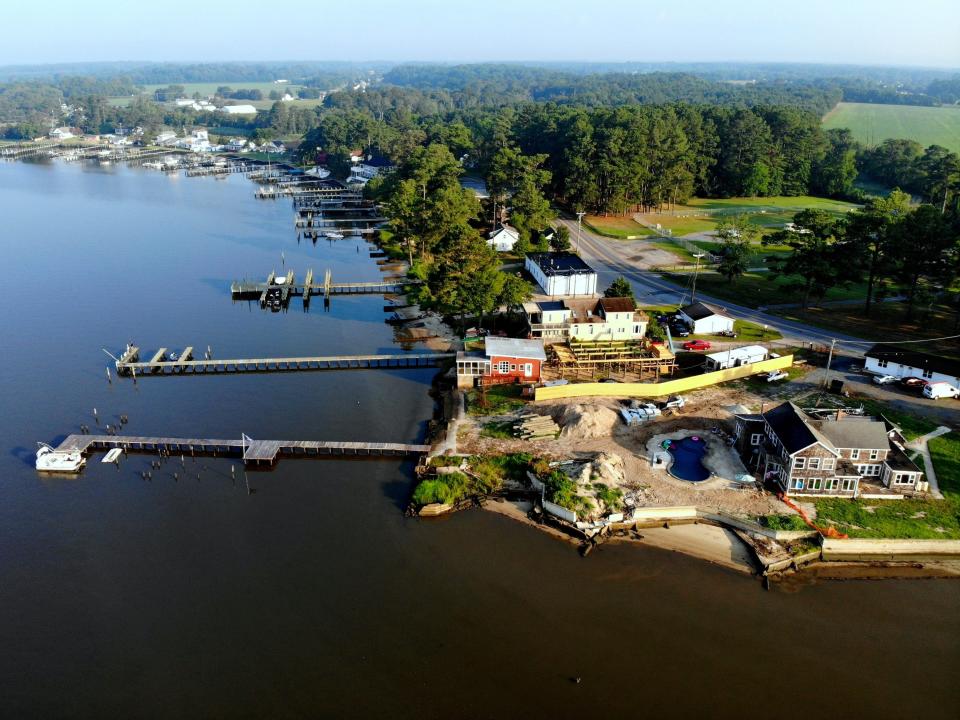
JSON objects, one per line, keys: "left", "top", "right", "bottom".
{"left": 524, "top": 363, "right": 533, "bottom": 377}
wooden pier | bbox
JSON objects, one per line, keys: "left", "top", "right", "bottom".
{"left": 231, "top": 269, "right": 414, "bottom": 308}
{"left": 55, "top": 433, "right": 431, "bottom": 465}
{"left": 113, "top": 346, "right": 454, "bottom": 377}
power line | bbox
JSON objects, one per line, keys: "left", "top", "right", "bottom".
{"left": 836, "top": 334, "right": 960, "bottom": 346}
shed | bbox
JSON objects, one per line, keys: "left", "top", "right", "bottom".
{"left": 703, "top": 345, "right": 768, "bottom": 371}
{"left": 525, "top": 252, "right": 598, "bottom": 297}
{"left": 679, "top": 302, "right": 735, "bottom": 334}
{"left": 487, "top": 225, "right": 520, "bottom": 252}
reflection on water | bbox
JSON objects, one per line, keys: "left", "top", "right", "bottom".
{"left": 0, "top": 161, "right": 957, "bottom": 719}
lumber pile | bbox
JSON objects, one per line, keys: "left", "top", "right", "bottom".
{"left": 514, "top": 414, "right": 560, "bottom": 440}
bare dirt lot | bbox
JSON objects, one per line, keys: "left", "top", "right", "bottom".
{"left": 458, "top": 382, "right": 792, "bottom": 519}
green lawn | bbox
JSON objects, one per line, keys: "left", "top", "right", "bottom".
{"left": 466, "top": 384, "right": 526, "bottom": 416}
{"left": 823, "top": 102, "right": 960, "bottom": 153}
{"left": 810, "top": 432, "right": 960, "bottom": 540}
{"left": 849, "top": 398, "right": 939, "bottom": 441}
{"left": 584, "top": 215, "right": 654, "bottom": 239}
{"left": 638, "top": 196, "right": 860, "bottom": 238}
{"left": 662, "top": 271, "right": 868, "bottom": 308}
{"left": 688, "top": 319, "right": 783, "bottom": 342}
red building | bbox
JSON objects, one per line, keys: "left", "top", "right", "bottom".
{"left": 456, "top": 337, "right": 546, "bottom": 388}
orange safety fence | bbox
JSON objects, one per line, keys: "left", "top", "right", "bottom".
{"left": 778, "top": 493, "right": 848, "bottom": 539}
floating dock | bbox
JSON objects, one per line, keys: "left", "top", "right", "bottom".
{"left": 231, "top": 269, "right": 415, "bottom": 309}
{"left": 113, "top": 346, "right": 454, "bottom": 376}
{"left": 55, "top": 434, "right": 431, "bottom": 465}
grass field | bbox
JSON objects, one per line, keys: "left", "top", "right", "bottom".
{"left": 663, "top": 271, "right": 868, "bottom": 308}
{"left": 774, "top": 300, "right": 960, "bottom": 359}
{"left": 141, "top": 82, "right": 305, "bottom": 96}
{"left": 637, "top": 196, "right": 860, "bottom": 238}
{"left": 823, "top": 102, "right": 960, "bottom": 153}
{"left": 584, "top": 215, "right": 653, "bottom": 239}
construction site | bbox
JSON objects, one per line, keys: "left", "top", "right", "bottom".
{"left": 545, "top": 340, "right": 677, "bottom": 382}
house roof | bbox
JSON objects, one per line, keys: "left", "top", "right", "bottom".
{"left": 488, "top": 225, "right": 519, "bottom": 240}
{"left": 809, "top": 416, "right": 890, "bottom": 451}
{"left": 681, "top": 301, "right": 732, "bottom": 321}
{"left": 599, "top": 297, "right": 636, "bottom": 313}
{"left": 527, "top": 252, "right": 595, "bottom": 277}
{"left": 763, "top": 402, "right": 832, "bottom": 455}
{"left": 864, "top": 344, "right": 960, "bottom": 378}
{"left": 886, "top": 445, "right": 922, "bottom": 473}
{"left": 484, "top": 337, "right": 546, "bottom": 361}
{"left": 536, "top": 300, "right": 566, "bottom": 312}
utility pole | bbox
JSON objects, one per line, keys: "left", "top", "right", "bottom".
{"left": 823, "top": 338, "right": 837, "bottom": 389}
{"left": 575, "top": 211, "right": 585, "bottom": 253}
{"left": 690, "top": 253, "right": 705, "bottom": 303}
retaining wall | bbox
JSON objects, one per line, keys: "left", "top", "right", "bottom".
{"left": 822, "top": 538, "right": 960, "bottom": 561}
{"left": 534, "top": 355, "right": 794, "bottom": 400}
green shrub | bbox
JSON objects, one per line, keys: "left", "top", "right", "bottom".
{"left": 760, "top": 514, "right": 810, "bottom": 531}
{"left": 412, "top": 472, "right": 470, "bottom": 505}
{"left": 592, "top": 483, "right": 624, "bottom": 512}
{"left": 542, "top": 469, "right": 592, "bottom": 514}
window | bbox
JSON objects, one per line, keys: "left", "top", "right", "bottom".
{"left": 823, "top": 458, "right": 835, "bottom": 471}
{"left": 793, "top": 457, "right": 806, "bottom": 470}
{"left": 509, "top": 364, "right": 516, "bottom": 372}
{"left": 793, "top": 478, "right": 804, "bottom": 490}
{"left": 841, "top": 478, "right": 857, "bottom": 492}
{"left": 922, "top": 369, "right": 933, "bottom": 379}
{"left": 869, "top": 450, "right": 879, "bottom": 460}
{"left": 824, "top": 478, "right": 837, "bottom": 491}
{"left": 857, "top": 464, "right": 881, "bottom": 477}
{"left": 496, "top": 361, "right": 510, "bottom": 374}
{"left": 750, "top": 433, "right": 763, "bottom": 446}
{"left": 878, "top": 359, "right": 888, "bottom": 368}
{"left": 850, "top": 449, "right": 860, "bottom": 460}
{"left": 894, "top": 473, "right": 916, "bottom": 486}
{"left": 808, "top": 478, "right": 822, "bottom": 491}
{"left": 808, "top": 458, "right": 821, "bottom": 470}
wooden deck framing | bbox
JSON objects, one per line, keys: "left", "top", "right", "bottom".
{"left": 550, "top": 340, "right": 677, "bottom": 381}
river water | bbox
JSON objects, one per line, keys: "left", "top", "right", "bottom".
{"left": 0, "top": 161, "right": 957, "bottom": 719}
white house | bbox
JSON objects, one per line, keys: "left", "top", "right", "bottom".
{"left": 49, "top": 127, "right": 74, "bottom": 140}
{"left": 678, "top": 302, "right": 735, "bottom": 334}
{"left": 154, "top": 131, "right": 178, "bottom": 145}
{"left": 525, "top": 252, "right": 598, "bottom": 297}
{"left": 864, "top": 345, "right": 960, "bottom": 386}
{"left": 174, "top": 98, "right": 196, "bottom": 107}
{"left": 525, "top": 297, "right": 648, "bottom": 342}
{"left": 225, "top": 137, "right": 249, "bottom": 152}
{"left": 219, "top": 104, "right": 258, "bottom": 115}
{"left": 280, "top": 93, "right": 295, "bottom": 102}
{"left": 263, "top": 140, "right": 286, "bottom": 154}
{"left": 703, "top": 345, "right": 769, "bottom": 371}
{"left": 487, "top": 225, "right": 520, "bottom": 252}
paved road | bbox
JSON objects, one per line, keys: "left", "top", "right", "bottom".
{"left": 559, "top": 218, "right": 867, "bottom": 349}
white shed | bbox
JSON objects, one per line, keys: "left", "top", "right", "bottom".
{"left": 679, "top": 302, "right": 735, "bottom": 334}
{"left": 864, "top": 345, "right": 960, "bottom": 385}
{"left": 524, "top": 252, "right": 598, "bottom": 297}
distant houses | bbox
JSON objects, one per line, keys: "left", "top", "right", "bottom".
{"left": 525, "top": 297, "right": 648, "bottom": 342}
{"left": 154, "top": 131, "right": 178, "bottom": 145}
{"left": 456, "top": 337, "right": 546, "bottom": 388}
{"left": 734, "top": 402, "right": 925, "bottom": 497}
{"left": 487, "top": 225, "right": 519, "bottom": 252}
{"left": 346, "top": 157, "right": 395, "bottom": 186}
{"left": 525, "top": 252, "right": 598, "bottom": 297}
{"left": 49, "top": 127, "right": 74, "bottom": 140}
{"left": 678, "top": 302, "right": 735, "bottom": 335}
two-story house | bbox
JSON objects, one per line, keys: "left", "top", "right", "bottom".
{"left": 525, "top": 297, "right": 648, "bottom": 343}
{"left": 734, "top": 402, "right": 924, "bottom": 497}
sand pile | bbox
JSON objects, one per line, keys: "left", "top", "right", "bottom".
{"left": 569, "top": 452, "right": 626, "bottom": 486}
{"left": 556, "top": 404, "right": 619, "bottom": 440}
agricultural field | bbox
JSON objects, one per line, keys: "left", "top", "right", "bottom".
{"left": 637, "top": 195, "right": 860, "bottom": 238}
{"left": 823, "top": 102, "right": 960, "bottom": 153}
{"left": 141, "top": 81, "right": 306, "bottom": 97}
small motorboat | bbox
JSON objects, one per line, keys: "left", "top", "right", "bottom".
{"left": 102, "top": 448, "right": 123, "bottom": 464}
{"left": 325, "top": 231, "right": 344, "bottom": 240}
{"left": 35, "top": 443, "right": 86, "bottom": 473}
{"left": 305, "top": 166, "right": 331, "bottom": 179}
{"left": 168, "top": 352, "right": 179, "bottom": 361}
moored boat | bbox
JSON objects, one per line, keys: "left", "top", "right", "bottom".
{"left": 35, "top": 443, "right": 85, "bottom": 473}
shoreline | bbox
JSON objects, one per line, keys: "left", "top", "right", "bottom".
{"left": 479, "top": 499, "right": 960, "bottom": 581}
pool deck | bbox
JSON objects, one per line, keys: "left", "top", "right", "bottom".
{"left": 647, "top": 429, "right": 750, "bottom": 487}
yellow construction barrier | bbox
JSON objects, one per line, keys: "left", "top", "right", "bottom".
{"left": 534, "top": 354, "right": 794, "bottom": 400}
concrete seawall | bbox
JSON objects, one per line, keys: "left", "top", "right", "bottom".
{"left": 822, "top": 538, "right": 960, "bottom": 561}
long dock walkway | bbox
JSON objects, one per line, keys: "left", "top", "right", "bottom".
{"left": 231, "top": 269, "right": 416, "bottom": 308}
{"left": 56, "top": 434, "right": 431, "bottom": 465}
{"left": 114, "top": 347, "right": 454, "bottom": 376}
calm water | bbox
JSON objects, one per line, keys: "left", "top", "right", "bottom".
{"left": 0, "top": 161, "right": 957, "bottom": 719}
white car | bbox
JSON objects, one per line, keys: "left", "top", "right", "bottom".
{"left": 766, "top": 370, "right": 788, "bottom": 382}
{"left": 872, "top": 374, "right": 898, "bottom": 385}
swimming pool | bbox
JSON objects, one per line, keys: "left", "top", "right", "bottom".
{"left": 664, "top": 436, "right": 710, "bottom": 482}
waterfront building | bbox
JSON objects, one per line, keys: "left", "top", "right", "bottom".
{"left": 456, "top": 337, "right": 546, "bottom": 388}
{"left": 678, "top": 302, "right": 735, "bottom": 335}
{"left": 524, "top": 297, "right": 648, "bottom": 342}
{"left": 734, "top": 402, "right": 925, "bottom": 497}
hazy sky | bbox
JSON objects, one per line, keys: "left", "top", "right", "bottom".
{"left": 3, "top": 0, "right": 958, "bottom": 68}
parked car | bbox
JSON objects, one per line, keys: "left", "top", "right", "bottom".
{"left": 766, "top": 370, "right": 788, "bottom": 382}
{"left": 682, "top": 340, "right": 711, "bottom": 351}
{"left": 716, "top": 330, "right": 738, "bottom": 338}
{"left": 900, "top": 377, "right": 928, "bottom": 389}
{"left": 670, "top": 325, "right": 690, "bottom": 337}
{"left": 872, "top": 374, "right": 898, "bottom": 385}
{"left": 922, "top": 382, "right": 959, "bottom": 399}
{"left": 658, "top": 395, "right": 686, "bottom": 410}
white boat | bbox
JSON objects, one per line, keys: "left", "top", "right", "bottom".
{"left": 35, "top": 443, "right": 86, "bottom": 473}
{"left": 102, "top": 448, "right": 123, "bottom": 463}
{"left": 325, "top": 231, "right": 345, "bottom": 240}
{"left": 305, "top": 166, "right": 331, "bottom": 179}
